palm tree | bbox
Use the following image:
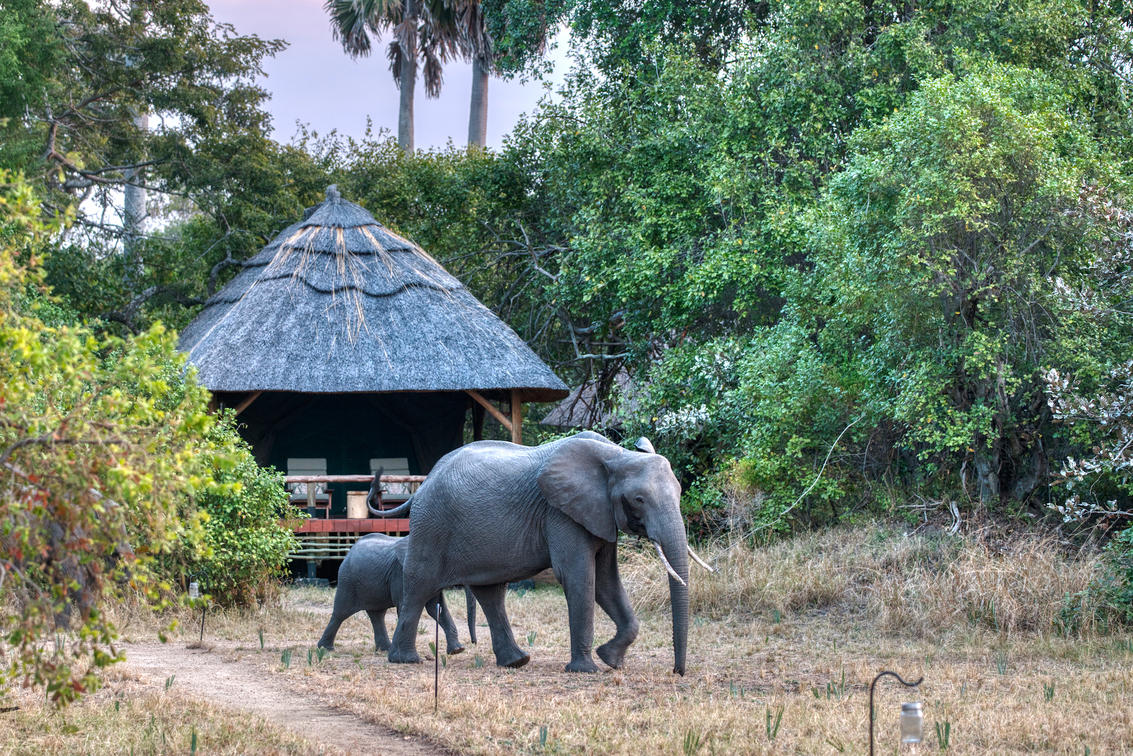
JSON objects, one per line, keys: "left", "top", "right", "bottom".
{"left": 325, "top": 0, "right": 460, "bottom": 153}
{"left": 450, "top": 0, "right": 492, "bottom": 148}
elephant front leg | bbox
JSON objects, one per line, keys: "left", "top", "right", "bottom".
{"left": 470, "top": 584, "right": 529, "bottom": 668}
{"left": 552, "top": 543, "right": 599, "bottom": 673}
{"left": 594, "top": 542, "right": 639, "bottom": 669}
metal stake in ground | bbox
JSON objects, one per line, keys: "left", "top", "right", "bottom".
{"left": 868, "top": 670, "right": 923, "bottom": 755}
{"left": 434, "top": 600, "right": 441, "bottom": 713}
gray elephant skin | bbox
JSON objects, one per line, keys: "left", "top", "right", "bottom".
{"left": 317, "top": 533, "right": 470, "bottom": 655}
{"left": 376, "top": 431, "right": 692, "bottom": 675}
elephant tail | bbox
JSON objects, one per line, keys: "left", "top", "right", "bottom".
{"left": 369, "top": 494, "right": 412, "bottom": 518}
{"left": 366, "top": 466, "right": 411, "bottom": 518}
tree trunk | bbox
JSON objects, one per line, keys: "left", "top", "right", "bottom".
{"left": 123, "top": 111, "right": 148, "bottom": 283}
{"left": 974, "top": 440, "right": 1001, "bottom": 504}
{"left": 467, "top": 56, "right": 489, "bottom": 148}
{"left": 398, "top": 0, "right": 418, "bottom": 154}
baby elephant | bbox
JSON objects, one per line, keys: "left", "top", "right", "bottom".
{"left": 317, "top": 533, "right": 467, "bottom": 655}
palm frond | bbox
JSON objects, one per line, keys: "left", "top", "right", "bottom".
{"left": 387, "top": 39, "right": 403, "bottom": 83}
{"left": 325, "top": 0, "right": 402, "bottom": 57}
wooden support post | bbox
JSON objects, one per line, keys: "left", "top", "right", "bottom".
{"left": 466, "top": 390, "right": 513, "bottom": 436}
{"left": 306, "top": 485, "right": 317, "bottom": 579}
{"left": 510, "top": 390, "right": 523, "bottom": 445}
{"left": 233, "top": 390, "right": 263, "bottom": 416}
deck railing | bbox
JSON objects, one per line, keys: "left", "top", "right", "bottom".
{"left": 284, "top": 473, "right": 427, "bottom": 561}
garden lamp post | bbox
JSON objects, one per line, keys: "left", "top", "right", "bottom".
{"left": 869, "top": 670, "right": 923, "bottom": 755}
{"left": 188, "top": 576, "right": 206, "bottom": 644}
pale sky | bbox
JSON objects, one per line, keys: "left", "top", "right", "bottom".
{"left": 207, "top": 0, "right": 568, "bottom": 151}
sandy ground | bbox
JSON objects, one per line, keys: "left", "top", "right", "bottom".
{"left": 122, "top": 640, "right": 458, "bottom": 756}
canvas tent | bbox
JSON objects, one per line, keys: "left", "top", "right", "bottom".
{"left": 179, "top": 186, "right": 568, "bottom": 515}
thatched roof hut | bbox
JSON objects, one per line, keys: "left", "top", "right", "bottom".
{"left": 179, "top": 187, "right": 567, "bottom": 508}
{"left": 180, "top": 186, "right": 565, "bottom": 400}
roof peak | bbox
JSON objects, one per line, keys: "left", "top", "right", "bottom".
{"left": 325, "top": 184, "right": 341, "bottom": 202}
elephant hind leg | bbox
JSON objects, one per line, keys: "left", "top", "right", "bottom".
{"left": 464, "top": 586, "right": 478, "bottom": 645}
{"left": 470, "top": 584, "right": 529, "bottom": 668}
{"left": 388, "top": 587, "right": 425, "bottom": 664}
{"left": 366, "top": 609, "right": 391, "bottom": 652}
{"left": 423, "top": 594, "right": 465, "bottom": 656}
{"left": 318, "top": 609, "right": 355, "bottom": 651}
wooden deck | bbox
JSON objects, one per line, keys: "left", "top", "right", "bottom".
{"left": 290, "top": 519, "right": 412, "bottom": 559}
{"left": 285, "top": 473, "right": 420, "bottom": 562}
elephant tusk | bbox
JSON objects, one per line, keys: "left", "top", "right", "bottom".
{"left": 652, "top": 541, "right": 687, "bottom": 587}
{"left": 687, "top": 545, "right": 716, "bottom": 573}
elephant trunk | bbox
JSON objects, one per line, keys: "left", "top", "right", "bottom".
{"left": 652, "top": 520, "right": 690, "bottom": 676}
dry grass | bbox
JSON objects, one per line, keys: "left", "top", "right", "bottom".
{"left": 625, "top": 525, "right": 1112, "bottom": 636}
{"left": 2, "top": 524, "right": 1130, "bottom": 754}
{"left": 0, "top": 667, "right": 315, "bottom": 755}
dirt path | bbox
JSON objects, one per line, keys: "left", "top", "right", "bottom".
{"left": 122, "top": 642, "right": 455, "bottom": 756}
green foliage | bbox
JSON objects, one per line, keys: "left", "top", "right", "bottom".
{"left": 525, "top": 28, "right": 1129, "bottom": 532}
{"left": 0, "top": 177, "right": 214, "bottom": 704}
{"left": 566, "top": 0, "right": 765, "bottom": 72}
{"left": 802, "top": 64, "right": 1113, "bottom": 502}
{"left": 0, "top": 175, "right": 291, "bottom": 704}
{"left": 186, "top": 415, "right": 299, "bottom": 607}
{"left": 1102, "top": 528, "right": 1133, "bottom": 624}
{"left": 481, "top": 0, "right": 566, "bottom": 78}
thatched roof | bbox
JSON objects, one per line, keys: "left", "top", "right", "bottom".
{"left": 540, "top": 369, "right": 634, "bottom": 429}
{"left": 179, "top": 187, "right": 568, "bottom": 401}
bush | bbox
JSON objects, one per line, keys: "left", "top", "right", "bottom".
{"left": 0, "top": 174, "right": 293, "bottom": 704}
{"left": 1101, "top": 527, "right": 1133, "bottom": 625}
{"left": 188, "top": 416, "right": 300, "bottom": 607}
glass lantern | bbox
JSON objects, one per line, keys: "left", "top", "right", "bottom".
{"left": 900, "top": 702, "right": 924, "bottom": 744}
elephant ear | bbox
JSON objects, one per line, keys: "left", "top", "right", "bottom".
{"left": 537, "top": 437, "right": 621, "bottom": 542}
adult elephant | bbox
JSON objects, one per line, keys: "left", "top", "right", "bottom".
{"left": 374, "top": 431, "right": 708, "bottom": 675}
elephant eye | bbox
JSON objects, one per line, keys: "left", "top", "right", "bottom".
{"left": 634, "top": 495, "right": 645, "bottom": 505}
{"left": 621, "top": 495, "right": 646, "bottom": 533}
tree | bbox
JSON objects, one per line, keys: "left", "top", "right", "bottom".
{"left": 564, "top": 0, "right": 765, "bottom": 73}
{"left": 454, "top": 0, "right": 493, "bottom": 147}
{"left": 803, "top": 65, "right": 1122, "bottom": 505}
{"left": 326, "top": 0, "right": 464, "bottom": 153}
{"left": 0, "top": 173, "right": 300, "bottom": 703}
{"left": 459, "top": 0, "right": 560, "bottom": 147}
{"left": 0, "top": 0, "right": 284, "bottom": 234}
{"left": 0, "top": 0, "right": 300, "bottom": 331}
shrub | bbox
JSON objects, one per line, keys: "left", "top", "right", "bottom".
{"left": 188, "top": 417, "right": 300, "bottom": 607}
{"left": 0, "top": 174, "right": 292, "bottom": 704}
